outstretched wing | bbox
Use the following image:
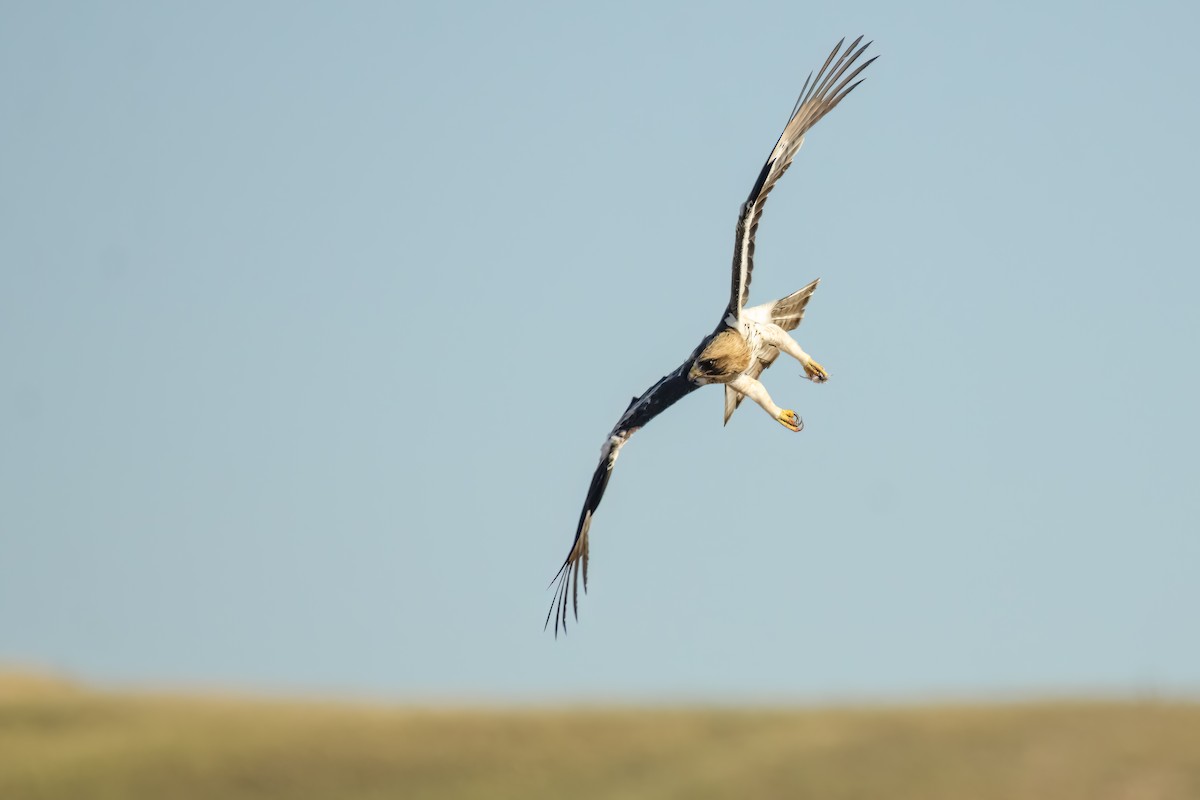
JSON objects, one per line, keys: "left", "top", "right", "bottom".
{"left": 724, "top": 279, "right": 820, "bottom": 424}
{"left": 728, "top": 37, "right": 875, "bottom": 320}
{"left": 547, "top": 364, "right": 699, "bottom": 636}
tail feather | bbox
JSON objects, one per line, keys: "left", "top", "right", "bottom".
{"left": 723, "top": 385, "right": 741, "bottom": 425}
{"left": 761, "top": 278, "right": 820, "bottom": 332}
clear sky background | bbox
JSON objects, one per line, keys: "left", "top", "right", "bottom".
{"left": 2, "top": 1, "right": 1198, "bottom": 703}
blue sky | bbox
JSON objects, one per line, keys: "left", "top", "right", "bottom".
{"left": 2, "top": 1, "right": 1198, "bottom": 702}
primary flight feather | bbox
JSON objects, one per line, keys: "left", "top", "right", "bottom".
{"left": 547, "top": 37, "right": 876, "bottom": 635}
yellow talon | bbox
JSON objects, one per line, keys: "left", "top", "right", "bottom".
{"left": 805, "top": 359, "right": 829, "bottom": 383}
{"left": 777, "top": 409, "right": 803, "bottom": 432}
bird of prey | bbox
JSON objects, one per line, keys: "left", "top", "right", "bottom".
{"left": 547, "top": 37, "right": 875, "bottom": 635}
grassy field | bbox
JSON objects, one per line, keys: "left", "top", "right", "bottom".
{"left": 2, "top": 672, "right": 1199, "bottom": 800}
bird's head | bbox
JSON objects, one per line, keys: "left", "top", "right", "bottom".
{"left": 688, "top": 330, "right": 751, "bottom": 385}
{"left": 688, "top": 358, "right": 718, "bottom": 385}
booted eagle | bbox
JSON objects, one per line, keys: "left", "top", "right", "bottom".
{"left": 547, "top": 37, "right": 876, "bottom": 635}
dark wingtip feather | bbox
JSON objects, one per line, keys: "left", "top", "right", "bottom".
{"left": 558, "top": 569, "right": 570, "bottom": 636}
{"left": 582, "top": 538, "right": 589, "bottom": 591}
{"left": 791, "top": 70, "right": 815, "bottom": 116}
{"left": 571, "top": 560, "right": 580, "bottom": 619}
{"left": 544, "top": 556, "right": 576, "bottom": 638}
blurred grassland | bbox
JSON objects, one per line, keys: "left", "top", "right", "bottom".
{"left": 2, "top": 671, "right": 1199, "bottom": 800}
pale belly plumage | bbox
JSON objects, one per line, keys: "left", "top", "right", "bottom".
{"left": 739, "top": 318, "right": 778, "bottom": 371}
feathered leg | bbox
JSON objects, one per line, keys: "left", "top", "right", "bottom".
{"left": 727, "top": 374, "right": 802, "bottom": 432}
{"left": 762, "top": 324, "right": 828, "bottom": 382}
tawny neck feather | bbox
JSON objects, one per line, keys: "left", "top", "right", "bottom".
{"left": 694, "top": 329, "right": 751, "bottom": 383}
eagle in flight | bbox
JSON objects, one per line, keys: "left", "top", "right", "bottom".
{"left": 548, "top": 37, "right": 876, "bottom": 635}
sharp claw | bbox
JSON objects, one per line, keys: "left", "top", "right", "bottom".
{"left": 804, "top": 360, "right": 829, "bottom": 383}
{"left": 777, "top": 410, "right": 803, "bottom": 432}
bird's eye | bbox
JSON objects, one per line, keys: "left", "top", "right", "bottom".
{"left": 700, "top": 359, "right": 714, "bottom": 370}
